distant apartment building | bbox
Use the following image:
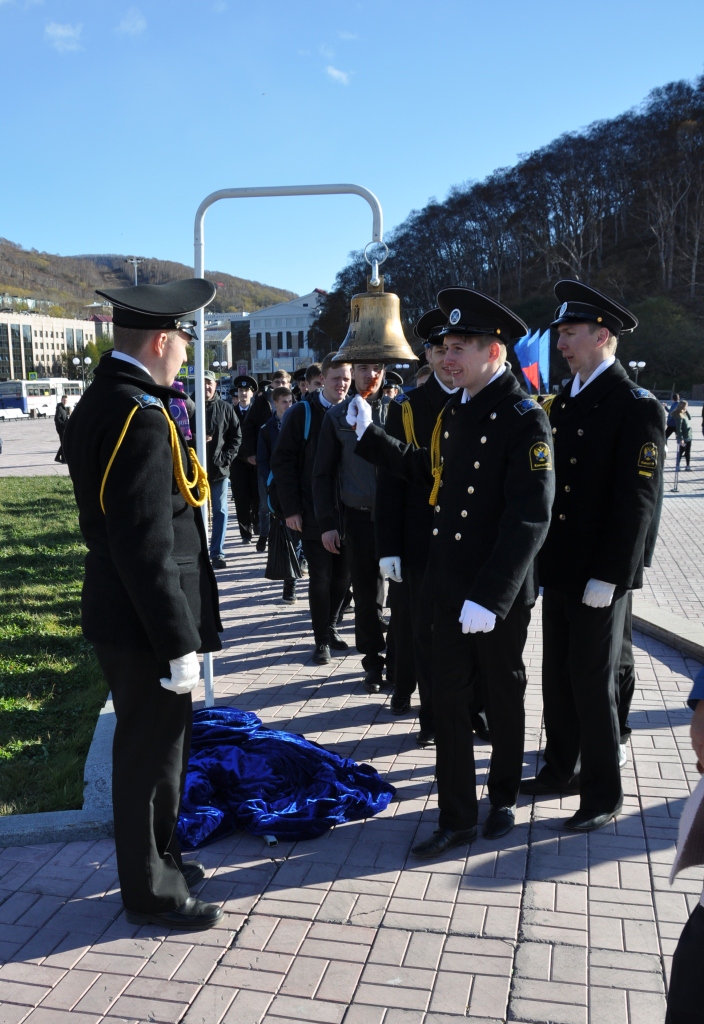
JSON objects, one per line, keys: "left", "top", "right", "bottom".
{"left": 0, "top": 311, "right": 96, "bottom": 380}
{"left": 0, "top": 294, "right": 54, "bottom": 311}
{"left": 249, "top": 291, "right": 325, "bottom": 375}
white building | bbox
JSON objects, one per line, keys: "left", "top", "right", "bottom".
{"left": 0, "top": 311, "right": 97, "bottom": 380}
{"left": 248, "top": 291, "right": 325, "bottom": 375}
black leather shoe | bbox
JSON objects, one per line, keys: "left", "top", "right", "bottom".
{"left": 483, "top": 806, "right": 515, "bottom": 839}
{"left": 241, "top": 534, "right": 253, "bottom": 544}
{"left": 328, "top": 629, "right": 349, "bottom": 651}
{"left": 211, "top": 557, "right": 227, "bottom": 569}
{"left": 520, "top": 775, "right": 580, "bottom": 796}
{"left": 416, "top": 728, "right": 435, "bottom": 747}
{"left": 312, "top": 643, "right": 331, "bottom": 665}
{"left": 181, "top": 861, "right": 206, "bottom": 888}
{"left": 125, "top": 897, "right": 223, "bottom": 930}
{"left": 390, "top": 696, "right": 411, "bottom": 714}
{"left": 563, "top": 807, "right": 620, "bottom": 832}
{"left": 411, "top": 826, "right": 477, "bottom": 859}
{"left": 256, "top": 536, "right": 267, "bottom": 552}
{"left": 363, "top": 668, "right": 383, "bottom": 694}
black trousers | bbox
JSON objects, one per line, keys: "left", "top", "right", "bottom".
{"left": 617, "top": 591, "right": 635, "bottom": 740}
{"left": 343, "top": 507, "right": 385, "bottom": 670}
{"left": 93, "top": 644, "right": 191, "bottom": 914}
{"left": 230, "top": 460, "right": 259, "bottom": 540}
{"left": 541, "top": 586, "right": 627, "bottom": 816}
{"left": 388, "top": 565, "right": 434, "bottom": 730}
{"left": 667, "top": 903, "right": 704, "bottom": 1023}
{"left": 432, "top": 599, "right": 531, "bottom": 830}
{"left": 302, "top": 535, "right": 351, "bottom": 645}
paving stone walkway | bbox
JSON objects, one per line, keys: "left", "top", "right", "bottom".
{"left": 1, "top": 519, "right": 703, "bottom": 1023}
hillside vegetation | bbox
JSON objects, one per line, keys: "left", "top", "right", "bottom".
{"left": 0, "top": 239, "right": 296, "bottom": 318}
{"left": 316, "top": 76, "right": 704, "bottom": 392}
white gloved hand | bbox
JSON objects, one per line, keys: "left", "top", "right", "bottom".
{"left": 582, "top": 579, "right": 616, "bottom": 608}
{"left": 346, "top": 395, "right": 372, "bottom": 439}
{"left": 379, "top": 556, "right": 402, "bottom": 583}
{"left": 160, "top": 651, "right": 200, "bottom": 694}
{"left": 459, "top": 600, "right": 497, "bottom": 634}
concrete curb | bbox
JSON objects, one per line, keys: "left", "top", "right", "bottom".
{"left": 633, "top": 595, "right": 704, "bottom": 664}
{"left": 0, "top": 697, "right": 115, "bottom": 848}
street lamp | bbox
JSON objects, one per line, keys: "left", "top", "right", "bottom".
{"left": 125, "top": 257, "right": 145, "bottom": 285}
{"left": 628, "top": 360, "right": 646, "bottom": 384}
{"left": 73, "top": 356, "right": 91, "bottom": 387}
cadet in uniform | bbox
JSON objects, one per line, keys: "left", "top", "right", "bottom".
{"left": 63, "top": 279, "right": 223, "bottom": 929}
{"left": 348, "top": 288, "right": 555, "bottom": 854}
{"left": 375, "top": 310, "right": 458, "bottom": 741}
{"left": 229, "top": 375, "right": 260, "bottom": 544}
{"left": 522, "top": 281, "right": 666, "bottom": 831}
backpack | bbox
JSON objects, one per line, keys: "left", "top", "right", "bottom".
{"left": 266, "top": 399, "right": 311, "bottom": 518}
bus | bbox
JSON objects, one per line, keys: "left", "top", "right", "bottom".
{"left": 0, "top": 379, "right": 84, "bottom": 419}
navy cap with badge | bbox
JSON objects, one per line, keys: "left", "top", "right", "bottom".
{"left": 414, "top": 308, "right": 448, "bottom": 354}
{"left": 436, "top": 288, "right": 528, "bottom": 343}
{"left": 383, "top": 371, "right": 403, "bottom": 389}
{"left": 550, "top": 280, "right": 638, "bottom": 336}
{"left": 96, "top": 278, "right": 217, "bottom": 340}
{"left": 233, "top": 375, "right": 257, "bottom": 391}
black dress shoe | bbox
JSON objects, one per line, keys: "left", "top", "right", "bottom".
{"left": 312, "top": 643, "right": 331, "bottom": 665}
{"left": 211, "top": 557, "right": 227, "bottom": 569}
{"left": 483, "top": 805, "right": 515, "bottom": 839}
{"left": 328, "top": 629, "right": 349, "bottom": 651}
{"left": 412, "top": 826, "right": 477, "bottom": 859}
{"left": 363, "top": 668, "right": 383, "bottom": 694}
{"left": 520, "top": 775, "right": 580, "bottom": 796}
{"left": 416, "top": 728, "right": 435, "bottom": 747}
{"left": 181, "top": 861, "right": 206, "bottom": 888}
{"left": 390, "top": 696, "right": 411, "bottom": 714}
{"left": 241, "top": 535, "right": 253, "bottom": 545}
{"left": 564, "top": 807, "right": 620, "bottom": 832}
{"left": 255, "top": 536, "right": 268, "bottom": 552}
{"left": 125, "top": 897, "right": 223, "bottom": 930}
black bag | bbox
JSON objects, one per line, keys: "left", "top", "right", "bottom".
{"left": 265, "top": 516, "right": 303, "bottom": 581}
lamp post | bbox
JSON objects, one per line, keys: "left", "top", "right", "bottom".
{"left": 628, "top": 360, "right": 646, "bottom": 384}
{"left": 73, "top": 356, "right": 91, "bottom": 387}
{"left": 125, "top": 257, "right": 144, "bottom": 285}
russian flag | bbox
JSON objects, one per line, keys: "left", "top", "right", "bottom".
{"left": 514, "top": 330, "right": 541, "bottom": 392}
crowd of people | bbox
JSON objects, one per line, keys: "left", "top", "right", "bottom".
{"left": 58, "top": 276, "right": 704, "bottom": 1020}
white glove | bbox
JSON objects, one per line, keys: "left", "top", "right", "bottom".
{"left": 582, "top": 579, "right": 616, "bottom": 608}
{"left": 459, "top": 600, "right": 496, "bottom": 634}
{"left": 379, "top": 556, "right": 402, "bottom": 583}
{"left": 346, "top": 395, "right": 372, "bottom": 439}
{"left": 160, "top": 651, "right": 200, "bottom": 694}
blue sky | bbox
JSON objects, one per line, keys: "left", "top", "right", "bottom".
{"left": 3, "top": 0, "right": 704, "bottom": 296}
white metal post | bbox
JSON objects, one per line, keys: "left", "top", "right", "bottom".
{"left": 193, "top": 184, "right": 384, "bottom": 707}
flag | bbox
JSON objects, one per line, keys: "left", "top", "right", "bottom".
{"left": 514, "top": 330, "right": 540, "bottom": 392}
{"left": 538, "top": 330, "right": 551, "bottom": 393}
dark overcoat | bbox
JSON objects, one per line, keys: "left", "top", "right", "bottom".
{"left": 62, "top": 354, "right": 222, "bottom": 661}
{"left": 269, "top": 391, "right": 332, "bottom": 539}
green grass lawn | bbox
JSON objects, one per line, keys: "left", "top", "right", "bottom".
{"left": 0, "top": 477, "right": 108, "bottom": 815}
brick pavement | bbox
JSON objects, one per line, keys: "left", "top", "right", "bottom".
{"left": 1, "top": 517, "right": 703, "bottom": 1023}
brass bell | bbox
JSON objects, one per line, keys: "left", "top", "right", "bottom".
{"left": 332, "top": 276, "right": 417, "bottom": 364}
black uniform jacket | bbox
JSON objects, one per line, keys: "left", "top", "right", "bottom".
{"left": 269, "top": 391, "right": 330, "bottom": 540}
{"left": 538, "top": 360, "right": 666, "bottom": 593}
{"left": 63, "top": 354, "right": 222, "bottom": 662}
{"left": 376, "top": 374, "right": 455, "bottom": 571}
{"left": 189, "top": 398, "right": 241, "bottom": 483}
{"left": 241, "top": 389, "right": 274, "bottom": 460}
{"left": 356, "top": 368, "right": 555, "bottom": 618}
{"left": 55, "top": 403, "right": 69, "bottom": 434}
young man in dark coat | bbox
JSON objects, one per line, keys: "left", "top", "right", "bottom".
{"left": 229, "top": 375, "right": 260, "bottom": 544}
{"left": 375, "top": 312, "right": 458, "bottom": 741}
{"left": 347, "top": 288, "right": 555, "bottom": 855}
{"left": 242, "top": 369, "right": 291, "bottom": 548}
{"left": 270, "top": 353, "right": 353, "bottom": 663}
{"left": 62, "top": 279, "right": 223, "bottom": 931}
{"left": 54, "top": 394, "right": 70, "bottom": 462}
{"left": 256, "top": 385, "right": 297, "bottom": 602}
{"left": 521, "top": 282, "right": 666, "bottom": 832}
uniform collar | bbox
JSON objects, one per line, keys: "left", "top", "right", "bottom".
{"left": 452, "top": 365, "right": 522, "bottom": 423}
{"left": 434, "top": 372, "right": 459, "bottom": 395}
{"left": 461, "top": 362, "right": 507, "bottom": 404}
{"left": 570, "top": 354, "right": 615, "bottom": 396}
{"left": 94, "top": 351, "right": 186, "bottom": 402}
{"left": 565, "top": 358, "right": 628, "bottom": 407}
{"left": 111, "top": 350, "right": 153, "bottom": 378}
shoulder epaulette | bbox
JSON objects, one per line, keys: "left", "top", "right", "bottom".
{"left": 514, "top": 398, "right": 541, "bottom": 415}
{"left": 133, "top": 393, "right": 164, "bottom": 410}
{"left": 394, "top": 392, "right": 410, "bottom": 405}
{"left": 630, "top": 387, "right": 654, "bottom": 400}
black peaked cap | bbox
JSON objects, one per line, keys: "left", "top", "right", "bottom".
{"left": 233, "top": 375, "right": 257, "bottom": 390}
{"left": 384, "top": 371, "right": 403, "bottom": 387}
{"left": 414, "top": 307, "right": 448, "bottom": 344}
{"left": 551, "top": 280, "right": 638, "bottom": 335}
{"left": 96, "top": 278, "right": 217, "bottom": 332}
{"left": 436, "top": 288, "right": 527, "bottom": 343}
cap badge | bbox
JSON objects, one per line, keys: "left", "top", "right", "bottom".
{"left": 559, "top": 302, "right": 568, "bottom": 316}
{"left": 449, "top": 309, "right": 461, "bottom": 325}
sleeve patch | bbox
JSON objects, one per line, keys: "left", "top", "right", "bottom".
{"left": 530, "top": 442, "right": 552, "bottom": 471}
{"left": 638, "top": 442, "right": 658, "bottom": 469}
{"left": 631, "top": 387, "right": 653, "bottom": 400}
{"left": 394, "top": 393, "right": 410, "bottom": 405}
{"left": 515, "top": 398, "right": 540, "bottom": 415}
{"left": 133, "top": 393, "right": 164, "bottom": 410}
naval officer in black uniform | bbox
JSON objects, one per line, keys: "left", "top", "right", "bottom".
{"left": 63, "top": 279, "right": 224, "bottom": 930}
{"left": 522, "top": 281, "right": 666, "bottom": 832}
{"left": 348, "top": 288, "right": 555, "bottom": 855}
{"left": 375, "top": 310, "right": 458, "bottom": 740}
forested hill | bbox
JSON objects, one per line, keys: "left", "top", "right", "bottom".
{"left": 0, "top": 240, "right": 296, "bottom": 317}
{"left": 316, "top": 76, "right": 704, "bottom": 392}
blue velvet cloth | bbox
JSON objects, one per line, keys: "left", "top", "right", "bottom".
{"left": 177, "top": 707, "right": 396, "bottom": 848}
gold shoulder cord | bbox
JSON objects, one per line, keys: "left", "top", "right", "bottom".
{"left": 100, "top": 404, "right": 210, "bottom": 513}
{"left": 541, "top": 394, "right": 556, "bottom": 417}
{"left": 401, "top": 401, "right": 420, "bottom": 448}
{"left": 428, "top": 408, "right": 446, "bottom": 506}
